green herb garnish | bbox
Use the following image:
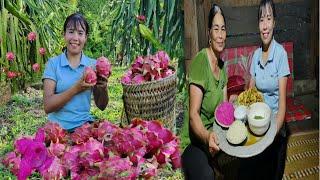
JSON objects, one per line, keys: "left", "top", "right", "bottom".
{"left": 254, "top": 115, "right": 264, "bottom": 120}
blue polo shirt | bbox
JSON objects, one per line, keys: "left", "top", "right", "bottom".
{"left": 42, "top": 52, "right": 96, "bottom": 130}
{"left": 250, "top": 39, "right": 290, "bottom": 112}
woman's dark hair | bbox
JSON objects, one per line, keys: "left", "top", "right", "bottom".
{"left": 208, "top": 4, "right": 225, "bottom": 69}
{"left": 208, "top": 4, "right": 226, "bottom": 29}
{"left": 258, "top": 0, "right": 276, "bottom": 21}
{"left": 63, "top": 13, "right": 89, "bottom": 35}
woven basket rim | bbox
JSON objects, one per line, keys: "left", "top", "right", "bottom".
{"left": 121, "top": 66, "right": 176, "bottom": 87}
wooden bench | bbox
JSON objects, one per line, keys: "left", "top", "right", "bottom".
{"left": 221, "top": 42, "right": 311, "bottom": 122}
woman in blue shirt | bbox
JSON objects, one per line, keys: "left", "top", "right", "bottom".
{"left": 42, "top": 13, "right": 108, "bottom": 131}
{"left": 239, "top": 0, "right": 290, "bottom": 179}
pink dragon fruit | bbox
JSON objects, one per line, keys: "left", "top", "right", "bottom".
{"left": 132, "top": 74, "right": 145, "bottom": 84}
{"left": 121, "top": 51, "right": 173, "bottom": 85}
{"left": 27, "top": 32, "right": 36, "bottom": 42}
{"left": 13, "top": 129, "right": 54, "bottom": 180}
{"left": 162, "top": 68, "right": 174, "bottom": 78}
{"left": 47, "top": 143, "right": 66, "bottom": 158}
{"left": 6, "top": 52, "right": 15, "bottom": 61}
{"left": 2, "top": 152, "right": 21, "bottom": 176}
{"left": 156, "top": 51, "right": 170, "bottom": 69}
{"left": 96, "top": 56, "right": 112, "bottom": 78}
{"left": 137, "top": 156, "right": 159, "bottom": 179}
{"left": 32, "top": 63, "right": 40, "bottom": 72}
{"left": 41, "top": 156, "right": 67, "bottom": 180}
{"left": 170, "top": 147, "right": 182, "bottom": 169}
{"left": 215, "top": 102, "right": 235, "bottom": 127}
{"left": 43, "top": 122, "right": 68, "bottom": 144}
{"left": 70, "top": 123, "right": 92, "bottom": 144}
{"left": 84, "top": 67, "right": 97, "bottom": 85}
{"left": 7, "top": 71, "right": 17, "bottom": 79}
{"left": 98, "top": 156, "right": 137, "bottom": 179}
{"left": 121, "top": 70, "right": 132, "bottom": 84}
{"left": 39, "top": 47, "right": 46, "bottom": 56}
{"left": 92, "top": 120, "right": 119, "bottom": 142}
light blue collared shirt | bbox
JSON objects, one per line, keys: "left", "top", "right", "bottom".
{"left": 42, "top": 52, "right": 96, "bottom": 130}
{"left": 250, "top": 39, "right": 290, "bottom": 112}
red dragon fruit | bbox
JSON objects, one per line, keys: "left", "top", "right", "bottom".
{"left": 98, "top": 155, "right": 137, "bottom": 179}
{"left": 92, "top": 120, "right": 119, "bottom": 142}
{"left": 40, "top": 156, "right": 67, "bottom": 180}
{"left": 96, "top": 56, "right": 112, "bottom": 78}
{"left": 47, "top": 143, "right": 66, "bottom": 158}
{"left": 2, "top": 152, "right": 21, "bottom": 176}
{"left": 70, "top": 123, "right": 92, "bottom": 144}
{"left": 43, "top": 122, "right": 68, "bottom": 144}
{"left": 121, "top": 51, "right": 174, "bottom": 85}
{"left": 3, "top": 119, "right": 181, "bottom": 179}
{"left": 84, "top": 67, "right": 97, "bottom": 85}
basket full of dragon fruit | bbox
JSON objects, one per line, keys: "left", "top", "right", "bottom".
{"left": 2, "top": 119, "right": 181, "bottom": 180}
{"left": 120, "top": 51, "right": 177, "bottom": 130}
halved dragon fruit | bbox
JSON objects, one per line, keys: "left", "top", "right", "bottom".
{"left": 215, "top": 102, "right": 235, "bottom": 128}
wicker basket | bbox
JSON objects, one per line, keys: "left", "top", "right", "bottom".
{"left": 121, "top": 68, "right": 177, "bottom": 130}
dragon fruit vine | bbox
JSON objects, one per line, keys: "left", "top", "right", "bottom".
{"left": 2, "top": 119, "right": 181, "bottom": 179}
{"left": 121, "top": 51, "right": 175, "bottom": 85}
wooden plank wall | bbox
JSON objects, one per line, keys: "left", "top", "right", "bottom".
{"left": 183, "top": 0, "right": 318, "bottom": 80}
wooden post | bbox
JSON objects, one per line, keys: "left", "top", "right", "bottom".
{"left": 184, "top": 0, "right": 199, "bottom": 74}
{"left": 184, "top": 0, "right": 212, "bottom": 74}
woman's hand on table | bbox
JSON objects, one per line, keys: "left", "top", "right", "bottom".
{"left": 207, "top": 131, "right": 220, "bottom": 156}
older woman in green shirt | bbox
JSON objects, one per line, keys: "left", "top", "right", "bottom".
{"left": 181, "top": 4, "right": 231, "bottom": 179}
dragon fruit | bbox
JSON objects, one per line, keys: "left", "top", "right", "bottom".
{"left": 84, "top": 67, "right": 97, "bottom": 85}
{"left": 96, "top": 56, "right": 111, "bottom": 78}
{"left": 70, "top": 123, "right": 92, "bottom": 144}
{"left": 13, "top": 129, "right": 54, "bottom": 180}
{"left": 121, "top": 51, "right": 174, "bottom": 85}
{"left": 27, "top": 32, "right": 36, "bottom": 42}
{"left": 3, "top": 119, "right": 181, "bottom": 179}
{"left": 215, "top": 102, "right": 235, "bottom": 127}
{"left": 98, "top": 156, "right": 137, "bottom": 179}
{"left": 40, "top": 156, "right": 67, "bottom": 180}
{"left": 2, "top": 152, "right": 21, "bottom": 176}
{"left": 39, "top": 47, "right": 46, "bottom": 56}
{"left": 6, "top": 52, "right": 15, "bottom": 61}
{"left": 43, "top": 122, "right": 68, "bottom": 144}
{"left": 47, "top": 143, "right": 66, "bottom": 158}
{"left": 7, "top": 71, "right": 17, "bottom": 79}
{"left": 32, "top": 63, "right": 40, "bottom": 72}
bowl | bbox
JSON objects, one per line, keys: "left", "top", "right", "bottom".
{"left": 247, "top": 102, "right": 271, "bottom": 135}
{"left": 226, "top": 120, "right": 248, "bottom": 145}
{"left": 234, "top": 105, "right": 248, "bottom": 123}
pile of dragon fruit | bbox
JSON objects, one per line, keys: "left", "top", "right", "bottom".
{"left": 121, "top": 51, "right": 174, "bottom": 85}
{"left": 84, "top": 56, "right": 112, "bottom": 84}
{"left": 2, "top": 119, "right": 181, "bottom": 180}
